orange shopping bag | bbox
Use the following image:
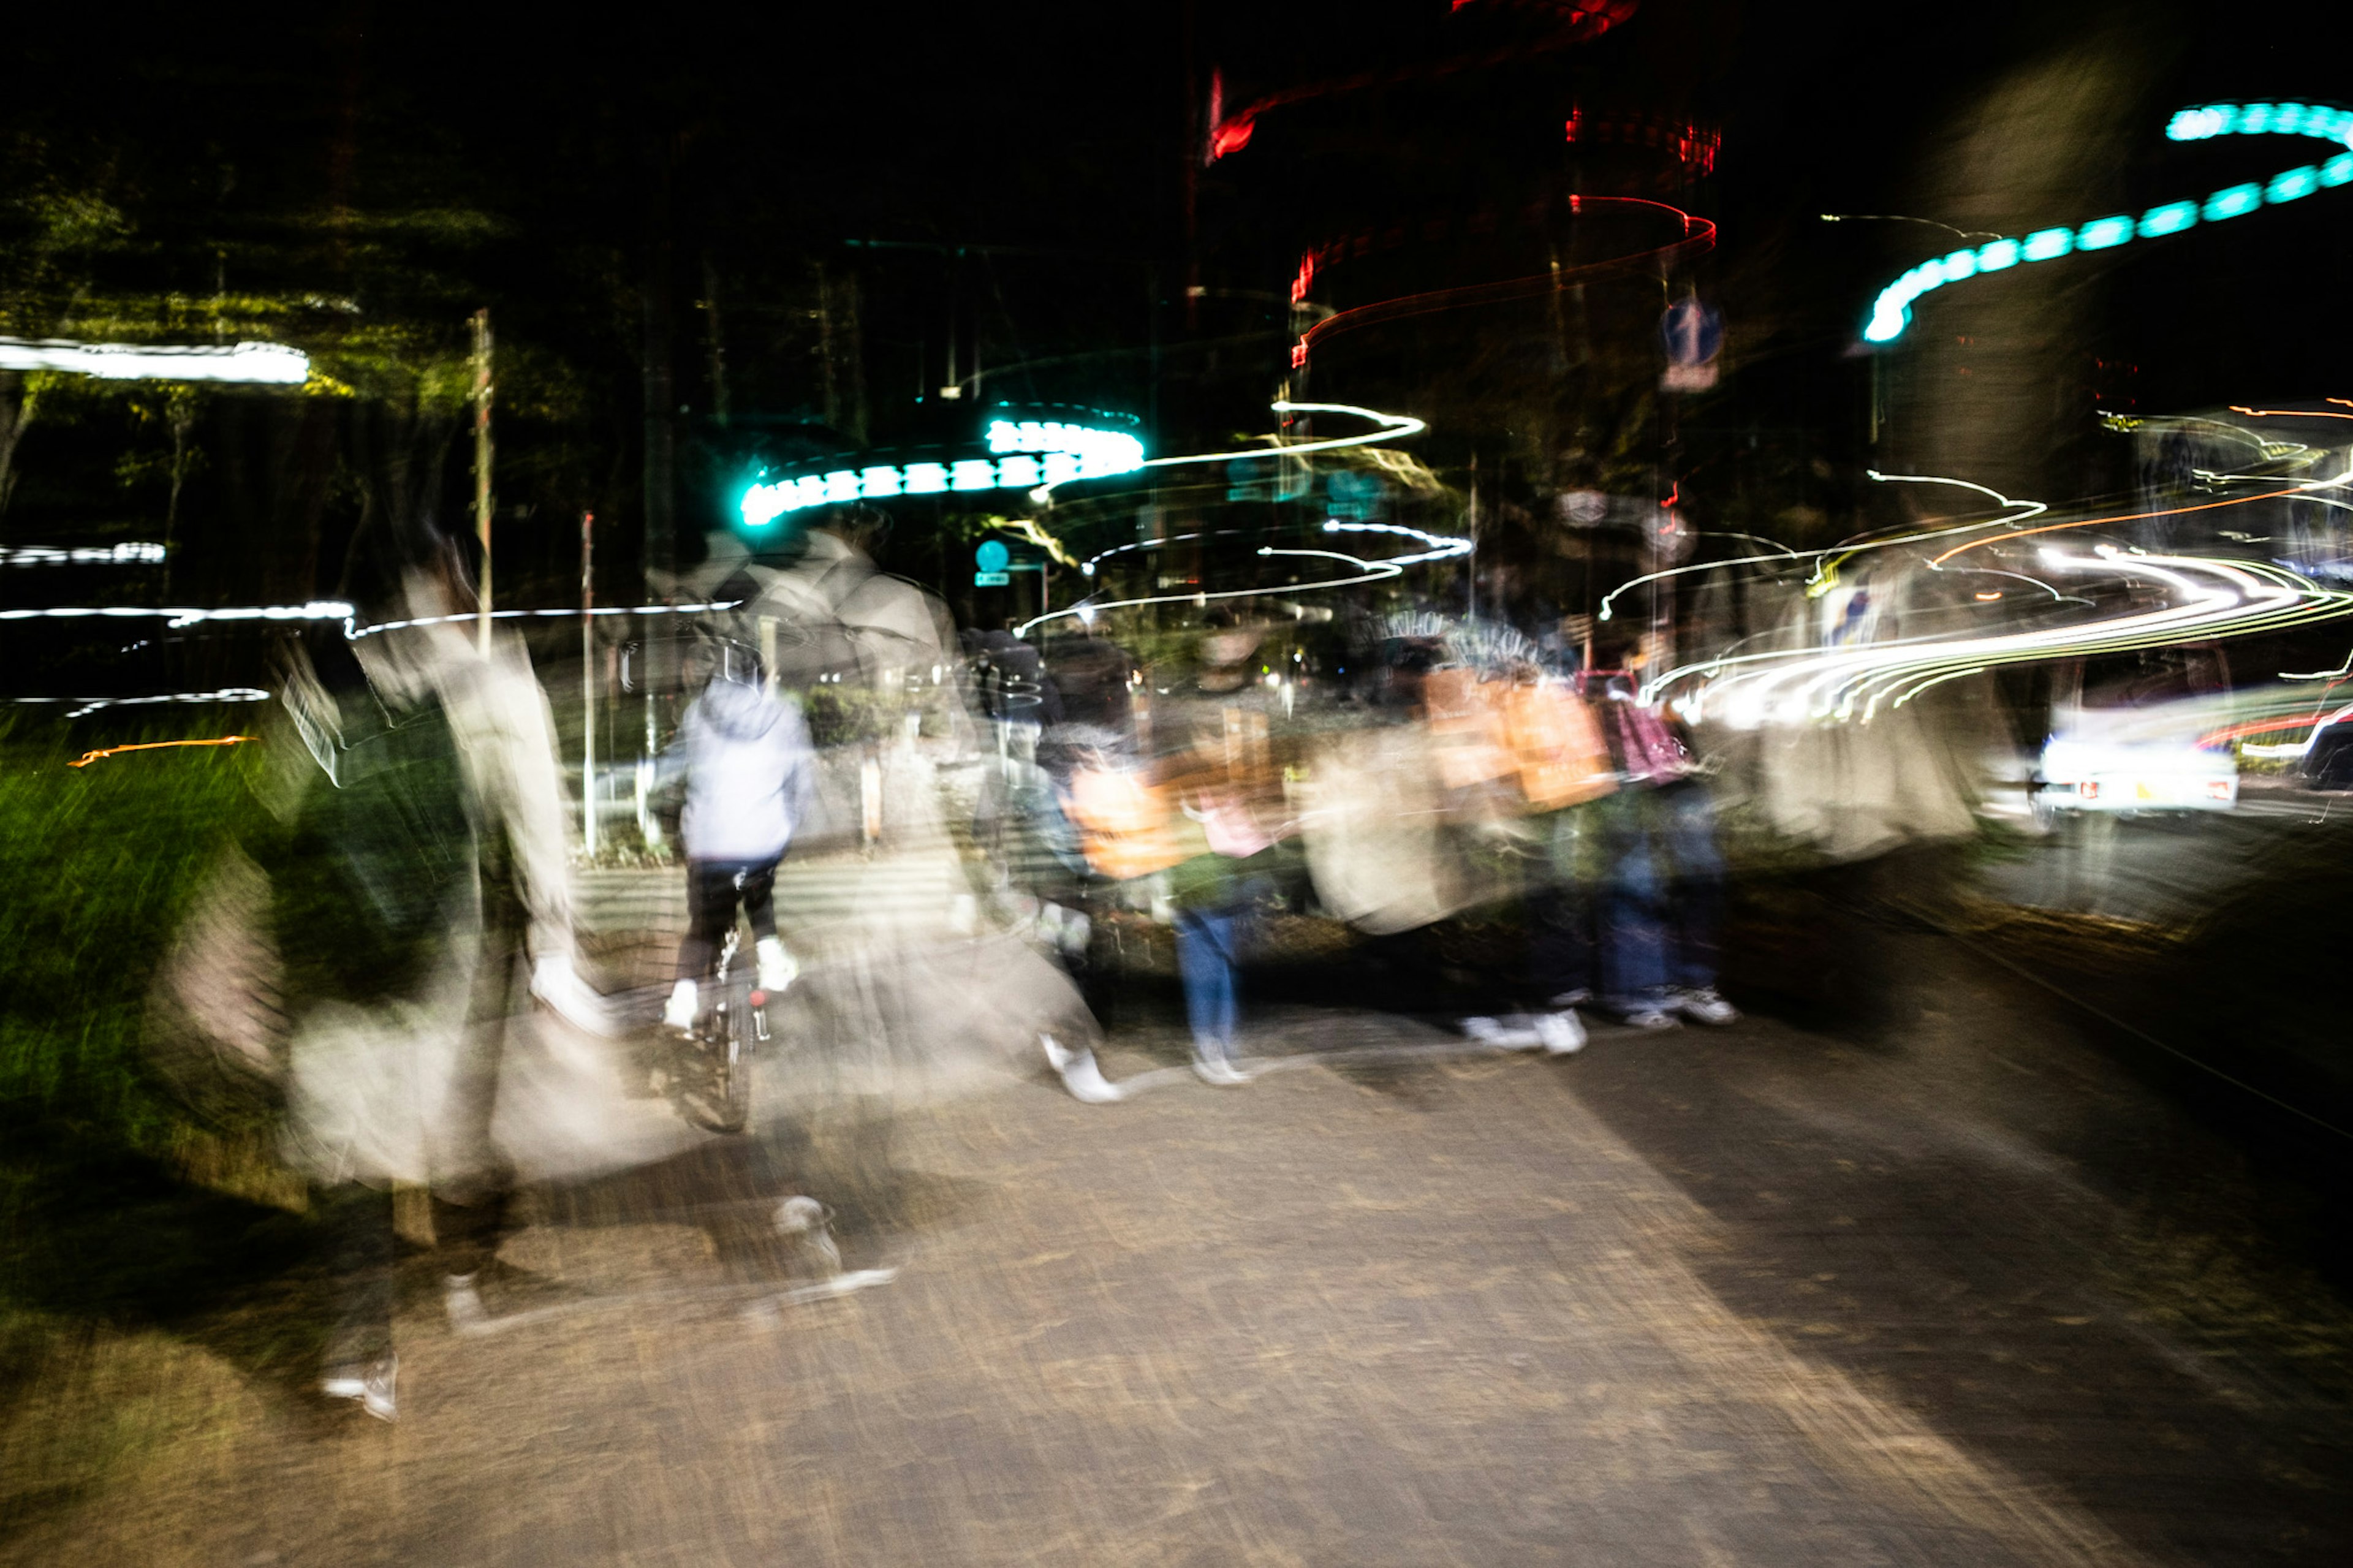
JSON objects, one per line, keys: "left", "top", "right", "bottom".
{"left": 1420, "top": 667, "right": 1518, "bottom": 792}
{"left": 1500, "top": 679, "right": 1616, "bottom": 810}
{"left": 1064, "top": 768, "right": 1189, "bottom": 880}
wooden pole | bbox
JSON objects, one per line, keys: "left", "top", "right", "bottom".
{"left": 471, "top": 308, "right": 494, "bottom": 654}
{"left": 582, "top": 509, "right": 597, "bottom": 857}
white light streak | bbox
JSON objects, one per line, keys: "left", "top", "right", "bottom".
{"left": 4, "top": 687, "right": 273, "bottom": 720}
{"left": 1014, "top": 546, "right": 1404, "bottom": 638}
{"left": 0, "top": 336, "right": 309, "bottom": 384}
{"left": 1653, "top": 549, "right": 2353, "bottom": 728}
{"left": 1033, "top": 400, "right": 1426, "bottom": 506}
{"left": 345, "top": 601, "right": 745, "bottom": 638}
{"left": 0, "top": 600, "right": 354, "bottom": 629}
{"left": 0, "top": 542, "right": 167, "bottom": 567}
{"left": 1595, "top": 471, "right": 2047, "bottom": 623}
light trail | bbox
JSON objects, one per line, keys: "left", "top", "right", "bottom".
{"left": 4, "top": 687, "right": 273, "bottom": 719}
{"left": 1596, "top": 470, "right": 2047, "bottom": 623}
{"left": 0, "top": 543, "right": 167, "bottom": 567}
{"left": 1294, "top": 198, "right": 1715, "bottom": 367}
{"left": 68, "top": 736, "right": 254, "bottom": 768}
{"left": 0, "top": 336, "right": 310, "bottom": 384}
{"left": 2229, "top": 404, "right": 2353, "bottom": 422}
{"left": 1014, "top": 547, "right": 1406, "bottom": 639}
{"left": 1928, "top": 461, "right": 2352, "bottom": 565}
{"left": 1654, "top": 548, "right": 2353, "bottom": 729}
{"left": 1863, "top": 102, "right": 2353, "bottom": 344}
{"left": 1035, "top": 401, "right": 1427, "bottom": 509}
{"left": 0, "top": 601, "right": 354, "bottom": 629}
{"left": 343, "top": 601, "right": 744, "bottom": 638}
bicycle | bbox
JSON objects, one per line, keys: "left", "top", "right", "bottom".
{"left": 675, "top": 923, "right": 775, "bottom": 1134}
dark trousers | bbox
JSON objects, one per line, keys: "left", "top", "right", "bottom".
{"left": 321, "top": 877, "right": 527, "bottom": 1369}
{"left": 676, "top": 858, "right": 781, "bottom": 982}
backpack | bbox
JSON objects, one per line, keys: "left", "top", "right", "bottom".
{"left": 270, "top": 685, "right": 477, "bottom": 1009}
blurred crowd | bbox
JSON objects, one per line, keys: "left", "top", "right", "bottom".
{"left": 159, "top": 501, "right": 1746, "bottom": 1423}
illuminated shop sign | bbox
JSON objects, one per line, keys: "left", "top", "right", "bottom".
{"left": 1863, "top": 102, "right": 2353, "bottom": 344}
{"left": 737, "top": 412, "right": 1144, "bottom": 530}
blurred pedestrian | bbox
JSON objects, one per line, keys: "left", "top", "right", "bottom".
{"left": 264, "top": 517, "right": 610, "bottom": 1422}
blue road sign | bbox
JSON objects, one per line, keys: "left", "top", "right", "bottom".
{"left": 975, "top": 539, "right": 1011, "bottom": 573}
{"left": 1660, "top": 298, "right": 1723, "bottom": 367}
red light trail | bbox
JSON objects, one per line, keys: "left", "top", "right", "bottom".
{"left": 1290, "top": 197, "right": 1716, "bottom": 366}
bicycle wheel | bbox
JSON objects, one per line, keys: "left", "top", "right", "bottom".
{"left": 678, "top": 995, "right": 752, "bottom": 1135}
{"left": 710, "top": 990, "right": 756, "bottom": 1134}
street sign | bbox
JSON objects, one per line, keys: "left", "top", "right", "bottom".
{"left": 975, "top": 539, "right": 1011, "bottom": 573}
{"left": 1660, "top": 298, "right": 1722, "bottom": 391}
{"left": 974, "top": 570, "right": 1010, "bottom": 587}
{"left": 1661, "top": 298, "right": 1722, "bottom": 365}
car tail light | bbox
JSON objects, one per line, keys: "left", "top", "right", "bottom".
{"left": 2207, "top": 779, "right": 2232, "bottom": 800}
{"left": 2078, "top": 780, "right": 2101, "bottom": 801}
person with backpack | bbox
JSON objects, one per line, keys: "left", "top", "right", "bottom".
{"left": 265, "top": 519, "right": 610, "bottom": 1422}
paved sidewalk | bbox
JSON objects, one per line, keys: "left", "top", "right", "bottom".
{"left": 5, "top": 939, "right": 2348, "bottom": 1566}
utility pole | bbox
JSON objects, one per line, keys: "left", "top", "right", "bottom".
{"left": 581, "top": 510, "right": 597, "bottom": 857}
{"left": 642, "top": 138, "right": 678, "bottom": 597}
{"left": 471, "top": 308, "right": 494, "bottom": 653}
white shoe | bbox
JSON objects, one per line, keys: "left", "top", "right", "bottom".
{"left": 322, "top": 1354, "right": 398, "bottom": 1422}
{"left": 1620, "top": 1006, "right": 1681, "bottom": 1032}
{"left": 755, "top": 937, "right": 799, "bottom": 994}
{"left": 1672, "top": 987, "right": 1739, "bottom": 1026}
{"left": 532, "top": 956, "right": 618, "bottom": 1037}
{"left": 444, "top": 1273, "right": 488, "bottom": 1334}
{"left": 1460, "top": 1016, "right": 1541, "bottom": 1049}
{"left": 1534, "top": 1010, "right": 1586, "bottom": 1056}
{"left": 662, "top": 980, "right": 698, "bottom": 1031}
{"left": 1041, "top": 1034, "right": 1125, "bottom": 1103}
{"left": 774, "top": 1196, "right": 843, "bottom": 1279}
{"left": 1192, "top": 1055, "right": 1250, "bottom": 1086}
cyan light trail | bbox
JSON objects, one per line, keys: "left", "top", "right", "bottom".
{"left": 1863, "top": 102, "right": 2353, "bottom": 344}
{"left": 740, "top": 417, "right": 1148, "bottom": 529}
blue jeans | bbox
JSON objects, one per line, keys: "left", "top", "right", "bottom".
{"left": 1598, "top": 782, "right": 1726, "bottom": 1009}
{"left": 1656, "top": 783, "right": 1725, "bottom": 991}
{"left": 1598, "top": 809, "right": 1672, "bottom": 1012}
{"left": 1175, "top": 906, "right": 1243, "bottom": 1062}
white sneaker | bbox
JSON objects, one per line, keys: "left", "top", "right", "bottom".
{"left": 774, "top": 1196, "right": 843, "bottom": 1279}
{"left": 1459, "top": 1016, "right": 1542, "bottom": 1049}
{"left": 1192, "top": 1055, "right": 1250, "bottom": 1086}
{"left": 532, "top": 956, "right": 618, "bottom": 1037}
{"left": 1534, "top": 1010, "right": 1586, "bottom": 1056}
{"left": 1620, "top": 1006, "right": 1681, "bottom": 1032}
{"left": 755, "top": 937, "right": 799, "bottom": 994}
{"left": 322, "top": 1354, "right": 398, "bottom": 1422}
{"left": 1672, "top": 987, "right": 1739, "bottom": 1026}
{"left": 1042, "top": 1034, "right": 1126, "bottom": 1103}
{"left": 444, "top": 1273, "right": 488, "bottom": 1334}
{"left": 662, "top": 980, "right": 698, "bottom": 1031}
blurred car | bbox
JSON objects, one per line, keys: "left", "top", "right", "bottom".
{"left": 2032, "top": 648, "right": 2238, "bottom": 822}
